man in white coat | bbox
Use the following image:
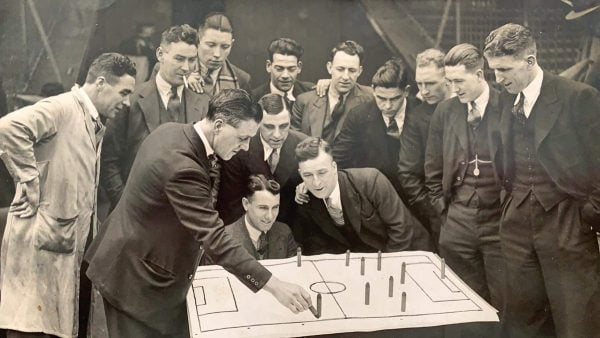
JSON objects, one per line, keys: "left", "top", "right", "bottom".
{"left": 0, "top": 53, "right": 136, "bottom": 338}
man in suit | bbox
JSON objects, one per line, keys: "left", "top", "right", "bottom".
{"left": 333, "top": 58, "right": 418, "bottom": 193}
{"left": 196, "top": 12, "right": 252, "bottom": 96}
{"left": 217, "top": 93, "right": 307, "bottom": 225}
{"left": 251, "top": 38, "right": 314, "bottom": 107}
{"left": 226, "top": 174, "right": 298, "bottom": 260}
{"left": 484, "top": 23, "right": 600, "bottom": 338}
{"left": 398, "top": 48, "right": 451, "bottom": 248}
{"left": 291, "top": 40, "right": 373, "bottom": 143}
{"left": 0, "top": 53, "right": 136, "bottom": 338}
{"left": 101, "top": 24, "right": 210, "bottom": 209}
{"left": 86, "top": 89, "right": 312, "bottom": 338}
{"left": 292, "top": 137, "right": 431, "bottom": 255}
{"left": 425, "top": 44, "right": 504, "bottom": 315}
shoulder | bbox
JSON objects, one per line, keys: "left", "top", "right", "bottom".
{"left": 296, "top": 90, "right": 318, "bottom": 104}
{"left": 354, "top": 84, "right": 373, "bottom": 97}
{"left": 295, "top": 81, "right": 315, "bottom": 93}
{"left": 251, "top": 83, "right": 269, "bottom": 99}
{"left": 341, "top": 167, "right": 382, "bottom": 186}
{"left": 230, "top": 63, "right": 251, "bottom": 82}
{"left": 271, "top": 221, "right": 293, "bottom": 235}
{"left": 287, "top": 129, "right": 308, "bottom": 143}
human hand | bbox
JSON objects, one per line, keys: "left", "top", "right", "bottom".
{"left": 295, "top": 182, "right": 309, "bottom": 205}
{"left": 263, "top": 276, "right": 312, "bottom": 314}
{"left": 314, "top": 79, "right": 331, "bottom": 97}
{"left": 10, "top": 177, "right": 40, "bottom": 218}
{"left": 186, "top": 72, "right": 204, "bottom": 94}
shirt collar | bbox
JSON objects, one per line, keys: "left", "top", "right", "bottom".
{"left": 269, "top": 81, "right": 295, "bottom": 101}
{"left": 383, "top": 98, "right": 407, "bottom": 126}
{"left": 244, "top": 214, "right": 264, "bottom": 247}
{"left": 72, "top": 85, "right": 99, "bottom": 121}
{"left": 514, "top": 65, "right": 543, "bottom": 116}
{"left": 193, "top": 122, "right": 215, "bottom": 157}
{"left": 260, "top": 135, "right": 276, "bottom": 161}
{"left": 156, "top": 72, "right": 183, "bottom": 103}
{"left": 468, "top": 82, "right": 490, "bottom": 118}
{"left": 324, "top": 179, "right": 342, "bottom": 210}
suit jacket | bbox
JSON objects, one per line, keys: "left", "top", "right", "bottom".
{"left": 225, "top": 216, "right": 298, "bottom": 260}
{"left": 0, "top": 88, "right": 103, "bottom": 337}
{"left": 333, "top": 97, "right": 420, "bottom": 192}
{"left": 291, "top": 84, "right": 373, "bottom": 142}
{"left": 293, "top": 168, "right": 431, "bottom": 255}
{"left": 425, "top": 87, "right": 502, "bottom": 215}
{"left": 86, "top": 123, "right": 271, "bottom": 335}
{"left": 100, "top": 76, "right": 210, "bottom": 207}
{"left": 251, "top": 80, "right": 315, "bottom": 101}
{"left": 493, "top": 72, "right": 600, "bottom": 224}
{"left": 217, "top": 130, "right": 307, "bottom": 225}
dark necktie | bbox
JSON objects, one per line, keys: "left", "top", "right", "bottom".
{"left": 208, "top": 154, "right": 221, "bottom": 208}
{"left": 167, "top": 86, "right": 182, "bottom": 122}
{"left": 468, "top": 101, "right": 482, "bottom": 129}
{"left": 326, "top": 197, "right": 345, "bottom": 226}
{"left": 257, "top": 231, "right": 268, "bottom": 259}
{"left": 512, "top": 93, "right": 527, "bottom": 125}
{"left": 283, "top": 91, "right": 294, "bottom": 112}
{"left": 330, "top": 95, "right": 345, "bottom": 123}
{"left": 386, "top": 117, "right": 400, "bottom": 139}
{"left": 268, "top": 149, "right": 280, "bottom": 174}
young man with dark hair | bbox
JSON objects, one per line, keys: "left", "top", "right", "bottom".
{"left": 425, "top": 43, "right": 504, "bottom": 318}
{"left": 0, "top": 53, "right": 136, "bottom": 338}
{"left": 101, "top": 24, "right": 210, "bottom": 209}
{"left": 293, "top": 137, "right": 431, "bottom": 255}
{"left": 291, "top": 40, "right": 373, "bottom": 144}
{"left": 251, "top": 38, "right": 314, "bottom": 108}
{"left": 224, "top": 174, "right": 298, "bottom": 260}
{"left": 86, "top": 89, "right": 313, "bottom": 337}
{"left": 218, "top": 93, "right": 307, "bottom": 225}
{"left": 484, "top": 23, "right": 600, "bottom": 338}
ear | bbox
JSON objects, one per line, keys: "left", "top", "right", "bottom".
{"left": 526, "top": 55, "right": 536, "bottom": 67}
{"left": 475, "top": 69, "right": 485, "bottom": 80}
{"left": 332, "top": 161, "right": 337, "bottom": 170}
{"left": 242, "top": 197, "right": 250, "bottom": 211}
{"left": 403, "top": 85, "right": 411, "bottom": 96}
{"left": 266, "top": 60, "right": 272, "bottom": 73}
{"left": 357, "top": 65, "right": 363, "bottom": 77}
{"left": 213, "top": 119, "right": 224, "bottom": 134}
{"left": 95, "top": 76, "right": 106, "bottom": 91}
{"left": 156, "top": 46, "right": 164, "bottom": 62}
{"left": 297, "top": 60, "right": 303, "bottom": 73}
{"left": 326, "top": 61, "right": 333, "bottom": 75}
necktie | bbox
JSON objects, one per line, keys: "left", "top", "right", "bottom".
{"left": 208, "top": 154, "right": 221, "bottom": 208}
{"left": 257, "top": 232, "right": 268, "bottom": 259}
{"left": 326, "top": 197, "right": 345, "bottom": 226}
{"left": 283, "top": 91, "right": 294, "bottom": 112}
{"left": 167, "top": 86, "right": 182, "bottom": 122}
{"left": 512, "top": 93, "right": 527, "bottom": 125}
{"left": 386, "top": 117, "right": 400, "bottom": 139}
{"left": 330, "top": 95, "right": 345, "bottom": 123}
{"left": 468, "top": 101, "right": 482, "bottom": 129}
{"left": 267, "top": 149, "right": 280, "bottom": 174}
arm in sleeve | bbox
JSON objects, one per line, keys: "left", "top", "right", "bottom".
{"left": 332, "top": 107, "right": 362, "bottom": 169}
{"left": 290, "top": 96, "right": 305, "bottom": 131}
{"left": 424, "top": 106, "right": 446, "bottom": 216}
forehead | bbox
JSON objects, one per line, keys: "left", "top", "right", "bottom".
{"left": 233, "top": 119, "right": 259, "bottom": 137}
{"left": 272, "top": 53, "right": 299, "bottom": 65}
{"left": 299, "top": 151, "right": 334, "bottom": 171}
{"left": 262, "top": 110, "right": 290, "bottom": 125}
{"left": 200, "top": 28, "right": 233, "bottom": 43}
{"left": 164, "top": 41, "right": 198, "bottom": 57}
{"left": 111, "top": 74, "right": 136, "bottom": 91}
{"left": 444, "top": 64, "right": 473, "bottom": 79}
{"left": 415, "top": 65, "right": 445, "bottom": 82}
{"left": 373, "top": 86, "right": 404, "bottom": 98}
{"left": 248, "top": 190, "right": 280, "bottom": 205}
{"left": 485, "top": 54, "right": 522, "bottom": 69}
{"left": 331, "top": 51, "right": 360, "bottom": 68}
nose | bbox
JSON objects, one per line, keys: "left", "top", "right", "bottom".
{"left": 383, "top": 100, "right": 391, "bottom": 110}
{"left": 313, "top": 175, "right": 321, "bottom": 186}
{"left": 182, "top": 59, "right": 191, "bottom": 72}
{"left": 281, "top": 69, "right": 290, "bottom": 79}
{"left": 272, "top": 127, "right": 281, "bottom": 138}
{"left": 266, "top": 209, "right": 274, "bottom": 222}
{"left": 341, "top": 70, "right": 350, "bottom": 79}
{"left": 123, "top": 96, "right": 131, "bottom": 107}
{"left": 241, "top": 138, "right": 251, "bottom": 151}
{"left": 421, "top": 85, "right": 430, "bottom": 95}
{"left": 213, "top": 47, "right": 221, "bottom": 58}
{"left": 494, "top": 71, "right": 503, "bottom": 83}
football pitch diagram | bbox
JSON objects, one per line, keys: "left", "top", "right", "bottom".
{"left": 186, "top": 251, "right": 498, "bottom": 338}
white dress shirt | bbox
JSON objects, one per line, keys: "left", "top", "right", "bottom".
{"left": 514, "top": 65, "right": 544, "bottom": 118}
{"left": 193, "top": 122, "right": 215, "bottom": 157}
{"left": 382, "top": 98, "right": 407, "bottom": 133}
{"left": 156, "top": 72, "right": 183, "bottom": 108}
{"left": 270, "top": 81, "right": 295, "bottom": 101}
{"left": 244, "top": 215, "right": 264, "bottom": 249}
{"left": 467, "top": 82, "right": 490, "bottom": 118}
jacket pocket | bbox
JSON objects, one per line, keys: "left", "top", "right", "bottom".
{"left": 140, "top": 258, "right": 177, "bottom": 288}
{"left": 33, "top": 208, "right": 77, "bottom": 254}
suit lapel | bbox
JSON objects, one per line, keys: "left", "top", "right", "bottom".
{"left": 183, "top": 89, "right": 209, "bottom": 123}
{"left": 338, "top": 172, "right": 362, "bottom": 235}
{"left": 231, "top": 217, "right": 258, "bottom": 259}
{"left": 137, "top": 80, "right": 161, "bottom": 132}
{"left": 531, "top": 73, "right": 560, "bottom": 151}
{"left": 449, "top": 101, "right": 469, "bottom": 152}
{"left": 274, "top": 134, "right": 297, "bottom": 183}
{"left": 486, "top": 89, "right": 501, "bottom": 166}
{"left": 309, "top": 95, "right": 327, "bottom": 137}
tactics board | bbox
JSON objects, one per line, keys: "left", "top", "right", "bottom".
{"left": 186, "top": 251, "right": 498, "bottom": 338}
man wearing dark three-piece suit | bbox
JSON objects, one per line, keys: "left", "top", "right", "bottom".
{"left": 485, "top": 23, "right": 600, "bottom": 338}
{"left": 291, "top": 40, "right": 372, "bottom": 144}
{"left": 101, "top": 25, "right": 210, "bottom": 209}
{"left": 86, "top": 89, "right": 313, "bottom": 338}
{"left": 217, "top": 93, "right": 307, "bottom": 225}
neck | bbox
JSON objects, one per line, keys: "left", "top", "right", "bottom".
{"left": 81, "top": 83, "right": 103, "bottom": 120}
{"left": 523, "top": 65, "right": 540, "bottom": 91}
{"left": 198, "top": 119, "right": 215, "bottom": 148}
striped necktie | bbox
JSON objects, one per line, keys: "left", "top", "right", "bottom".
{"left": 326, "top": 197, "right": 345, "bottom": 226}
{"left": 208, "top": 154, "right": 221, "bottom": 208}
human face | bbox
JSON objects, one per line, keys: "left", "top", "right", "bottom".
{"left": 213, "top": 119, "right": 258, "bottom": 160}
{"left": 260, "top": 109, "right": 290, "bottom": 149}
{"left": 445, "top": 64, "right": 485, "bottom": 104}
{"left": 298, "top": 151, "right": 338, "bottom": 199}
{"left": 373, "top": 86, "right": 407, "bottom": 116}
{"left": 415, "top": 64, "right": 448, "bottom": 104}
{"left": 242, "top": 190, "right": 280, "bottom": 232}
{"left": 267, "top": 53, "right": 302, "bottom": 92}
{"left": 486, "top": 54, "right": 535, "bottom": 94}
{"left": 326, "top": 52, "right": 362, "bottom": 95}
{"left": 157, "top": 41, "right": 198, "bottom": 86}
{"left": 198, "top": 28, "right": 233, "bottom": 71}
{"left": 96, "top": 75, "right": 135, "bottom": 120}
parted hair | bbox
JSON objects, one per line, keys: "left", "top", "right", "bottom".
{"left": 484, "top": 23, "right": 537, "bottom": 58}
{"left": 160, "top": 24, "right": 198, "bottom": 47}
{"left": 85, "top": 53, "right": 136, "bottom": 84}
{"left": 416, "top": 48, "right": 445, "bottom": 69}
{"left": 259, "top": 93, "right": 287, "bottom": 115}
{"left": 372, "top": 58, "right": 409, "bottom": 88}
{"left": 295, "top": 137, "right": 332, "bottom": 163}
{"left": 200, "top": 12, "right": 233, "bottom": 34}
{"left": 245, "top": 174, "right": 281, "bottom": 198}
{"left": 268, "top": 38, "right": 304, "bottom": 61}
{"left": 444, "top": 43, "right": 484, "bottom": 72}
{"left": 207, "top": 89, "right": 262, "bottom": 127}
{"left": 329, "top": 40, "right": 364, "bottom": 64}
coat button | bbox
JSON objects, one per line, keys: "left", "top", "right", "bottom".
{"left": 188, "top": 274, "right": 193, "bottom": 280}
{"left": 460, "top": 161, "right": 465, "bottom": 165}
{"left": 251, "top": 278, "right": 255, "bottom": 282}
{"left": 456, "top": 176, "right": 462, "bottom": 181}
{"left": 246, "top": 275, "right": 251, "bottom": 279}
